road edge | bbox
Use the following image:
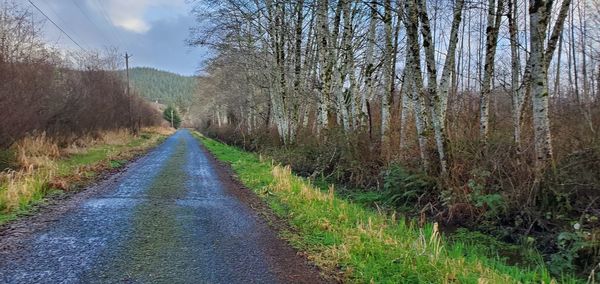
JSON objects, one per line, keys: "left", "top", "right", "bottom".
{"left": 0, "top": 135, "right": 167, "bottom": 238}
{"left": 193, "top": 133, "right": 335, "bottom": 284}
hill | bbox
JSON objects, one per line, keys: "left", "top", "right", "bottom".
{"left": 126, "top": 67, "right": 197, "bottom": 111}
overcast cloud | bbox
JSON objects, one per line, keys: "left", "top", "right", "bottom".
{"left": 31, "top": 0, "right": 205, "bottom": 75}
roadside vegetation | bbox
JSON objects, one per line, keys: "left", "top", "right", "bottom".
{"left": 0, "top": 1, "right": 162, "bottom": 149}
{"left": 195, "top": 132, "right": 580, "bottom": 283}
{"left": 189, "top": 0, "right": 600, "bottom": 280}
{"left": 0, "top": 1, "right": 169, "bottom": 224}
{"left": 0, "top": 127, "right": 173, "bottom": 224}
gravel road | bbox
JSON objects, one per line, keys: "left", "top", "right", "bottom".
{"left": 0, "top": 129, "right": 325, "bottom": 284}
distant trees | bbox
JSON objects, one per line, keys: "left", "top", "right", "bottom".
{"left": 127, "top": 67, "right": 198, "bottom": 113}
{"left": 163, "top": 105, "right": 182, "bottom": 129}
{"left": 0, "top": 1, "right": 161, "bottom": 148}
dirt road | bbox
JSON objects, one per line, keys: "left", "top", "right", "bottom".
{"left": 0, "top": 130, "right": 324, "bottom": 283}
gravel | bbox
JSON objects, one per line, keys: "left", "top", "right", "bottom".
{"left": 0, "top": 130, "right": 326, "bottom": 284}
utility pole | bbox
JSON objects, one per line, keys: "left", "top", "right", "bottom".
{"left": 125, "top": 52, "right": 131, "bottom": 96}
{"left": 125, "top": 52, "right": 135, "bottom": 133}
{"left": 0, "top": 35, "right": 5, "bottom": 63}
{"left": 1, "top": 0, "right": 7, "bottom": 62}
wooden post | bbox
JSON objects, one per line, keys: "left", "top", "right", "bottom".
{"left": 125, "top": 52, "right": 135, "bottom": 133}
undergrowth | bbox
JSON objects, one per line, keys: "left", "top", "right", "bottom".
{"left": 194, "top": 131, "right": 580, "bottom": 283}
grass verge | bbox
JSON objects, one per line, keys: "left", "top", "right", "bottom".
{"left": 193, "top": 131, "right": 579, "bottom": 283}
{"left": 0, "top": 127, "right": 173, "bottom": 224}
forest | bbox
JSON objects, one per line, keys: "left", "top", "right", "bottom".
{"left": 126, "top": 67, "right": 198, "bottom": 113}
{"left": 189, "top": 0, "right": 600, "bottom": 279}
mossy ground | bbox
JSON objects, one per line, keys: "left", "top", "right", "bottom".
{"left": 90, "top": 136, "right": 196, "bottom": 282}
{"left": 124, "top": 137, "right": 191, "bottom": 280}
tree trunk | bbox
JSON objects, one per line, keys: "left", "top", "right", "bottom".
{"left": 316, "top": 0, "right": 330, "bottom": 131}
{"left": 381, "top": 0, "right": 394, "bottom": 141}
{"left": 362, "top": 1, "right": 378, "bottom": 131}
{"left": 437, "top": 0, "right": 464, "bottom": 129}
{"left": 508, "top": 0, "right": 524, "bottom": 151}
{"left": 479, "top": 0, "right": 505, "bottom": 145}
{"left": 529, "top": 0, "right": 554, "bottom": 172}
{"left": 406, "top": 0, "right": 430, "bottom": 171}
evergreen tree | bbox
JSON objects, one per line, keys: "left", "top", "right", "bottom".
{"left": 163, "top": 105, "right": 182, "bottom": 128}
{"left": 124, "top": 67, "right": 197, "bottom": 112}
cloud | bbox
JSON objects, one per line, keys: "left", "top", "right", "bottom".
{"left": 116, "top": 18, "right": 151, "bottom": 33}
{"left": 95, "top": 0, "right": 186, "bottom": 34}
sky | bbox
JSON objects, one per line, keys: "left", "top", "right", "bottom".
{"left": 31, "top": 0, "right": 206, "bottom": 76}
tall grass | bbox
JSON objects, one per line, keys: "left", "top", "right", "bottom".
{"left": 0, "top": 133, "right": 59, "bottom": 212}
{"left": 195, "top": 132, "right": 579, "bottom": 283}
{"left": 0, "top": 128, "right": 172, "bottom": 220}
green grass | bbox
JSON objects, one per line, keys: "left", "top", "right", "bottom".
{"left": 57, "top": 134, "right": 164, "bottom": 176}
{"left": 58, "top": 147, "right": 112, "bottom": 176}
{"left": 193, "top": 132, "right": 580, "bottom": 284}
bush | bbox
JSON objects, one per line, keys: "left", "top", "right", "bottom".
{"left": 382, "top": 163, "right": 437, "bottom": 210}
{"left": 539, "top": 146, "right": 600, "bottom": 278}
{"left": 0, "top": 2, "right": 161, "bottom": 148}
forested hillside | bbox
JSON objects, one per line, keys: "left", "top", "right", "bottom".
{"left": 127, "top": 67, "right": 197, "bottom": 112}
{"left": 189, "top": 0, "right": 600, "bottom": 280}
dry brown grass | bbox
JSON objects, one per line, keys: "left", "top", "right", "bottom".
{"left": 143, "top": 126, "right": 176, "bottom": 136}
{"left": 0, "top": 133, "right": 61, "bottom": 211}
{"left": 98, "top": 129, "right": 132, "bottom": 146}
{"left": 14, "top": 133, "right": 60, "bottom": 171}
{"left": 0, "top": 168, "right": 55, "bottom": 212}
{"left": 62, "top": 127, "right": 172, "bottom": 155}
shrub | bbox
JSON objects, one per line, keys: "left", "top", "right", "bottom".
{"left": 382, "top": 163, "right": 437, "bottom": 210}
{"left": 0, "top": 2, "right": 161, "bottom": 148}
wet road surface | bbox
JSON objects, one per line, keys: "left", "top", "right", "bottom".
{"left": 0, "top": 129, "right": 324, "bottom": 284}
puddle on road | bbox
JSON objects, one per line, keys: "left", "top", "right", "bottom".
{"left": 83, "top": 197, "right": 141, "bottom": 209}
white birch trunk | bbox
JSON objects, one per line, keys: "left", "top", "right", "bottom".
{"left": 380, "top": 0, "right": 393, "bottom": 141}
{"left": 529, "top": 0, "right": 554, "bottom": 170}
{"left": 406, "top": 0, "right": 430, "bottom": 170}
{"left": 479, "top": 0, "right": 505, "bottom": 143}
{"left": 437, "top": 0, "right": 465, "bottom": 129}
{"left": 399, "top": 72, "right": 413, "bottom": 150}
{"left": 362, "top": 1, "right": 377, "bottom": 129}
{"left": 508, "top": 0, "right": 524, "bottom": 151}
{"left": 316, "top": 0, "right": 330, "bottom": 130}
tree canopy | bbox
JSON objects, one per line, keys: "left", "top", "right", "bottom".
{"left": 126, "top": 67, "right": 198, "bottom": 112}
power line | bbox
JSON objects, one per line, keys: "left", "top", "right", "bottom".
{"left": 69, "top": 0, "right": 115, "bottom": 47}
{"left": 40, "top": 0, "right": 90, "bottom": 49}
{"left": 90, "top": 0, "right": 126, "bottom": 48}
{"left": 27, "top": 0, "right": 85, "bottom": 52}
